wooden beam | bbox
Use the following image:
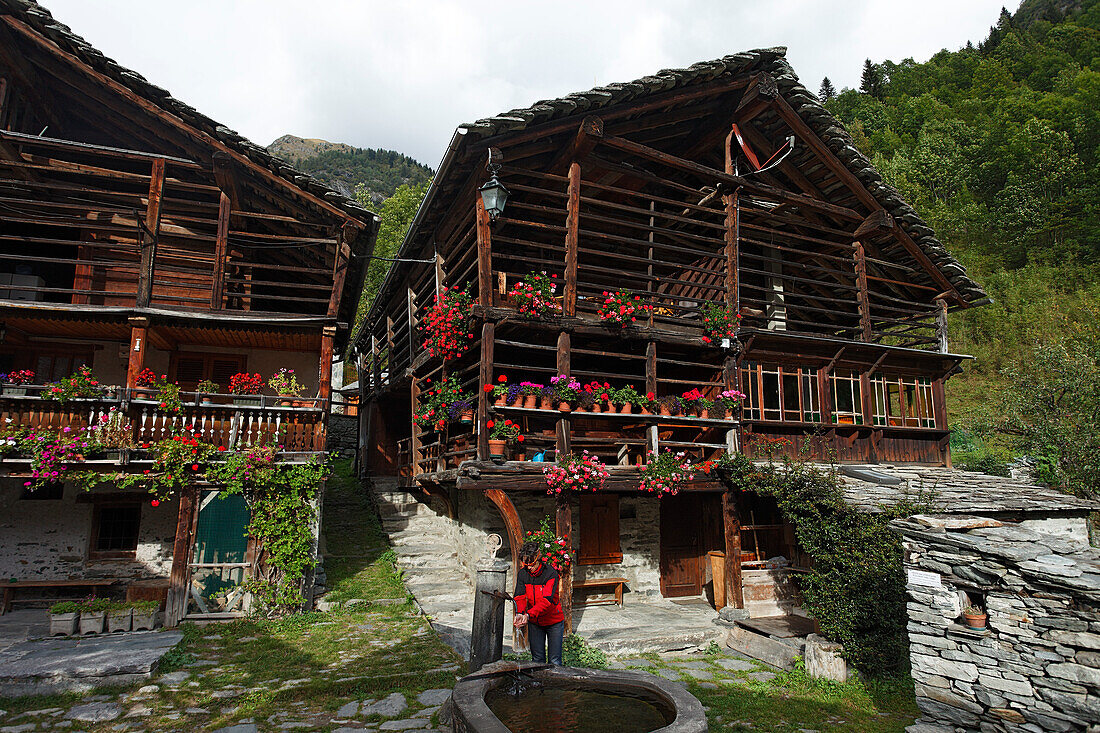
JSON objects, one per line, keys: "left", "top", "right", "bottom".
{"left": 125, "top": 317, "right": 149, "bottom": 389}
{"left": 165, "top": 483, "right": 199, "bottom": 626}
{"left": 135, "top": 158, "right": 165, "bottom": 308}
{"left": 556, "top": 496, "right": 573, "bottom": 634}
{"left": 4, "top": 17, "right": 366, "bottom": 227}
{"left": 853, "top": 209, "right": 894, "bottom": 240}
{"left": 549, "top": 116, "right": 603, "bottom": 174}
{"left": 556, "top": 331, "right": 571, "bottom": 457}
{"left": 597, "top": 133, "right": 862, "bottom": 221}
{"left": 935, "top": 298, "right": 949, "bottom": 353}
{"left": 722, "top": 490, "right": 744, "bottom": 609}
{"left": 327, "top": 233, "right": 353, "bottom": 318}
{"left": 210, "top": 192, "right": 230, "bottom": 310}
{"left": 211, "top": 151, "right": 241, "bottom": 209}
{"left": 723, "top": 137, "right": 740, "bottom": 312}
{"left": 853, "top": 242, "right": 872, "bottom": 341}
{"left": 475, "top": 195, "right": 492, "bottom": 307}
{"left": 563, "top": 162, "right": 581, "bottom": 317}
{"left": 477, "top": 321, "right": 495, "bottom": 460}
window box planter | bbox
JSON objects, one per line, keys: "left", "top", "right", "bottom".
{"left": 2, "top": 386, "right": 27, "bottom": 396}
{"left": 233, "top": 396, "right": 262, "bottom": 408}
{"left": 50, "top": 611, "right": 78, "bottom": 636}
{"left": 79, "top": 610, "right": 106, "bottom": 635}
{"left": 107, "top": 607, "right": 132, "bottom": 633}
{"left": 131, "top": 607, "right": 157, "bottom": 631}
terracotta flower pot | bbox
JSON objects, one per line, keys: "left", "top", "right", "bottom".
{"left": 620, "top": 403, "right": 632, "bottom": 414}
{"left": 575, "top": 404, "right": 587, "bottom": 413}
{"left": 698, "top": 409, "right": 709, "bottom": 419}
{"left": 488, "top": 439, "right": 507, "bottom": 459}
{"left": 524, "top": 395, "right": 538, "bottom": 409}
{"left": 539, "top": 396, "right": 553, "bottom": 410}
{"left": 590, "top": 402, "right": 601, "bottom": 413}
{"left": 460, "top": 409, "right": 474, "bottom": 424}
{"left": 494, "top": 396, "right": 506, "bottom": 407}
{"left": 964, "top": 612, "right": 987, "bottom": 630}
{"left": 558, "top": 401, "right": 572, "bottom": 412}
{"left": 659, "top": 405, "right": 671, "bottom": 417}
{"left": 640, "top": 406, "right": 652, "bottom": 415}
{"left": 514, "top": 450, "right": 527, "bottom": 461}
{"left": 278, "top": 395, "right": 295, "bottom": 407}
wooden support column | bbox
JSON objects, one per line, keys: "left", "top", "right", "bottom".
{"left": 723, "top": 129, "right": 740, "bottom": 314}
{"left": 556, "top": 495, "right": 573, "bottom": 633}
{"left": 722, "top": 489, "right": 744, "bottom": 610}
{"left": 723, "top": 354, "right": 739, "bottom": 453}
{"left": 646, "top": 341, "right": 658, "bottom": 456}
{"left": 210, "top": 192, "right": 230, "bottom": 309}
{"left": 327, "top": 224, "right": 356, "bottom": 318}
{"left": 853, "top": 241, "right": 872, "bottom": 341}
{"left": 477, "top": 321, "right": 495, "bottom": 460}
{"left": 563, "top": 162, "right": 581, "bottom": 316}
{"left": 165, "top": 483, "right": 199, "bottom": 626}
{"left": 406, "top": 288, "right": 417, "bottom": 362}
{"left": 933, "top": 377, "right": 950, "bottom": 467}
{"left": 317, "top": 325, "right": 336, "bottom": 450}
{"left": 411, "top": 373, "right": 422, "bottom": 476}
{"left": 556, "top": 332, "right": 571, "bottom": 458}
{"left": 125, "top": 317, "right": 149, "bottom": 389}
{"left": 476, "top": 195, "right": 493, "bottom": 307}
{"left": 435, "top": 252, "right": 446, "bottom": 294}
{"left": 935, "top": 298, "right": 949, "bottom": 353}
{"left": 136, "top": 157, "right": 165, "bottom": 308}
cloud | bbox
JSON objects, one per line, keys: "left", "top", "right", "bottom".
{"left": 42, "top": 0, "right": 1009, "bottom": 166}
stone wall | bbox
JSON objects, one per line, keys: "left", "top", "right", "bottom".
{"left": 894, "top": 514, "right": 1100, "bottom": 733}
{"left": 327, "top": 414, "right": 359, "bottom": 455}
{"left": 450, "top": 491, "right": 663, "bottom": 600}
{"left": 0, "top": 478, "right": 176, "bottom": 583}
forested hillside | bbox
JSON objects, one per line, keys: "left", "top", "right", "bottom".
{"left": 268, "top": 134, "right": 433, "bottom": 203}
{"left": 822, "top": 0, "right": 1100, "bottom": 482}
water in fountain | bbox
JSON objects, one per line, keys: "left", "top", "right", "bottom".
{"left": 485, "top": 677, "right": 671, "bottom": 733}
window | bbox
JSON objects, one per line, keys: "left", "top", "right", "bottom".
{"left": 740, "top": 363, "right": 820, "bottom": 422}
{"left": 170, "top": 353, "right": 246, "bottom": 391}
{"left": 830, "top": 370, "right": 864, "bottom": 425}
{"left": 89, "top": 504, "right": 141, "bottom": 558}
{"left": 871, "top": 374, "right": 937, "bottom": 428}
{"left": 579, "top": 495, "right": 622, "bottom": 565}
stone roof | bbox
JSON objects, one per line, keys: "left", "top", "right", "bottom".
{"left": 0, "top": 0, "right": 375, "bottom": 224}
{"left": 451, "top": 47, "right": 986, "bottom": 304}
{"left": 893, "top": 515, "right": 1100, "bottom": 601}
{"left": 839, "top": 465, "right": 1100, "bottom": 516}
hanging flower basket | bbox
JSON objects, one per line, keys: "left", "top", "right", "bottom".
{"left": 543, "top": 451, "right": 610, "bottom": 495}
{"left": 596, "top": 290, "right": 652, "bottom": 328}
{"left": 420, "top": 285, "right": 475, "bottom": 360}
{"left": 639, "top": 450, "right": 696, "bottom": 497}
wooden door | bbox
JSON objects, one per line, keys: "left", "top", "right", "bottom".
{"left": 660, "top": 494, "right": 705, "bottom": 597}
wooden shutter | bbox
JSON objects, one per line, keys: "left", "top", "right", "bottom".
{"left": 174, "top": 356, "right": 205, "bottom": 388}
{"left": 211, "top": 358, "right": 242, "bottom": 388}
{"left": 579, "top": 494, "right": 622, "bottom": 565}
{"left": 170, "top": 353, "right": 245, "bottom": 391}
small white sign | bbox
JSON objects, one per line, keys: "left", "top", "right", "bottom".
{"left": 907, "top": 569, "right": 942, "bottom": 588}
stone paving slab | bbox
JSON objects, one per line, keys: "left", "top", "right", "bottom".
{"left": 0, "top": 630, "right": 182, "bottom": 696}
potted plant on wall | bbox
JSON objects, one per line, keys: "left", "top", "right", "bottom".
{"left": 133, "top": 368, "right": 158, "bottom": 400}
{"left": 87, "top": 408, "right": 132, "bottom": 461}
{"left": 639, "top": 450, "right": 697, "bottom": 497}
{"left": 610, "top": 385, "right": 643, "bottom": 414}
{"left": 131, "top": 599, "right": 159, "bottom": 631}
{"left": 963, "top": 604, "right": 987, "bottom": 630}
{"left": 715, "top": 389, "right": 746, "bottom": 421}
{"left": 269, "top": 368, "right": 306, "bottom": 407}
{"left": 197, "top": 379, "right": 220, "bottom": 405}
{"left": 508, "top": 271, "right": 563, "bottom": 318}
{"left": 1, "top": 369, "right": 35, "bottom": 396}
{"left": 43, "top": 365, "right": 104, "bottom": 405}
{"left": 549, "top": 374, "right": 580, "bottom": 412}
{"left": 49, "top": 600, "right": 80, "bottom": 636}
{"left": 543, "top": 450, "right": 610, "bottom": 495}
{"left": 488, "top": 375, "right": 510, "bottom": 406}
{"left": 228, "top": 372, "right": 263, "bottom": 407}
{"left": 78, "top": 596, "right": 109, "bottom": 635}
{"left": 107, "top": 600, "right": 132, "bottom": 633}
{"left": 657, "top": 395, "right": 682, "bottom": 417}
{"left": 700, "top": 301, "right": 741, "bottom": 346}
{"left": 519, "top": 382, "right": 542, "bottom": 409}
{"left": 596, "top": 290, "right": 652, "bottom": 328}
{"left": 486, "top": 418, "right": 522, "bottom": 459}
{"left": 420, "top": 285, "right": 475, "bottom": 361}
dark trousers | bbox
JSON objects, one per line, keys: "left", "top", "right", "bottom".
{"left": 527, "top": 620, "right": 564, "bottom": 666}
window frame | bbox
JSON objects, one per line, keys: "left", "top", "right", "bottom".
{"left": 88, "top": 502, "right": 142, "bottom": 560}
{"left": 871, "top": 373, "right": 937, "bottom": 428}
{"left": 829, "top": 369, "right": 864, "bottom": 425}
{"left": 740, "top": 362, "right": 821, "bottom": 423}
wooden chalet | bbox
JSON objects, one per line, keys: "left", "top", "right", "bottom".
{"left": 359, "top": 48, "right": 987, "bottom": 619}
{"left": 0, "top": 0, "right": 377, "bottom": 623}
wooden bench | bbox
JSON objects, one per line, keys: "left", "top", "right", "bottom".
{"left": 573, "top": 577, "right": 628, "bottom": 607}
{"left": 0, "top": 579, "right": 116, "bottom": 614}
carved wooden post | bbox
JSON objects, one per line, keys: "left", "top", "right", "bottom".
{"left": 478, "top": 321, "right": 495, "bottom": 461}
{"left": 210, "top": 192, "right": 230, "bottom": 309}
{"left": 476, "top": 196, "right": 493, "bottom": 307}
{"left": 564, "top": 162, "right": 581, "bottom": 317}
{"left": 126, "top": 316, "right": 149, "bottom": 389}
{"left": 317, "top": 325, "right": 336, "bottom": 450}
{"left": 165, "top": 483, "right": 199, "bottom": 626}
{"left": 854, "top": 241, "right": 872, "bottom": 341}
{"left": 556, "top": 495, "right": 573, "bottom": 634}
{"left": 935, "top": 298, "right": 949, "bottom": 353}
{"left": 136, "top": 158, "right": 166, "bottom": 308}
{"left": 722, "top": 490, "right": 744, "bottom": 610}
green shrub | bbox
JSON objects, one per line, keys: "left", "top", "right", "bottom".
{"left": 49, "top": 601, "right": 80, "bottom": 614}
{"left": 79, "top": 597, "right": 111, "bottom": 613}
{"left": 130, "top": 600, "right": 160, "bottom": 612}
{"left": 562, "top": 633, "right": 607, "bottom": 669}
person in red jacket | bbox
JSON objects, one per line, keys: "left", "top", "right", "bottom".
{"left": 513, "top": 540, "right": 565, "bottom": 666}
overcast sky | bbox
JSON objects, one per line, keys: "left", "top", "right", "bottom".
{"left": 42, "top": 1, "right": 1011, "bottom": 168}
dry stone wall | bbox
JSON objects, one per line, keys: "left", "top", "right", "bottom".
{"left": 894, "top": 514, "right": 1100, "bottom": 733}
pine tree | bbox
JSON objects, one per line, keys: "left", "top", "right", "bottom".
{"left": 859, "top": 59, "right": 883, "bottom": 98}
{"left": 818, "top": 77, "right": 837, "bottom": 102}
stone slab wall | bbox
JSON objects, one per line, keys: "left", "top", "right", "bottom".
{"left": 451, "top": 491, "right": 663, "bottom": 600}
{"left": 327, "top": 414, "right": 358, "bottom": 455}
{"left": 0, "top": 478, "right": 176, "bottom": 584}
{"left": 894, "top": 514, "right": 1100, "bottom": 732}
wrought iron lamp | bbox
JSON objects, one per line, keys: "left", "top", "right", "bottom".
{"left": 478, "top": 150, "right": 509, "bottom": 222}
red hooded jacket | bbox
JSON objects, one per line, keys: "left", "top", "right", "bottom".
{"left": 514, "top": 562, "right": 564, "bottom": 626}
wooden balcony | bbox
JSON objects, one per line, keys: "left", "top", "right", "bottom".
{"left": 0, "top": 387, "right": 328, "bottom": 462}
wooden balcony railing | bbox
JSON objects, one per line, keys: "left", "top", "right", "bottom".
{"left": 0, "top": 387, "right": 328, "bottom": 456}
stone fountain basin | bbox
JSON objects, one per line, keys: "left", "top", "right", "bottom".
{"left": 448, "top": 661, "right": 708, "bottom": 733}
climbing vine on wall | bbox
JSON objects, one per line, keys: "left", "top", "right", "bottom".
{"left": 716, "top": 450, "right": 933, "bottom": 676}
{"left": 207, "top": 446, "right": 330, "bottom": 616}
